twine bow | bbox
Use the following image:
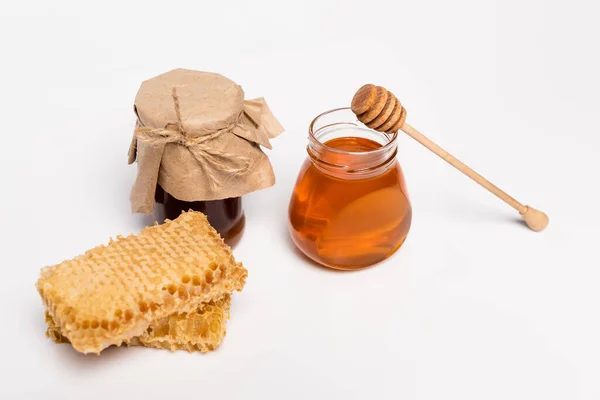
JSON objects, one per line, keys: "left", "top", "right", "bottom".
{"left": 133, "top": 88, "right": 251, "bottom": 191}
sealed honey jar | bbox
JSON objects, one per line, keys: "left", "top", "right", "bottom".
{"left": 289, "top": 108, "right": 412, "bottom": 269}
{"left": 128, "top": 69, "right": 284, "bottom": 245}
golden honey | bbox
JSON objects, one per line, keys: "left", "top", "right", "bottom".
{"left": 289, "top": 108, "right": 412, "bottom": 270}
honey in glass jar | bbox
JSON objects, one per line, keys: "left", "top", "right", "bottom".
{"left": 128, "top": 69, "right": 284, "bottom": 247}
{"left": 288, "top": 108, "right": 412, "bottom": 269}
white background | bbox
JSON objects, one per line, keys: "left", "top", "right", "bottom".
{"left": 1, "top": 1, "right": 599, "bottom": 399}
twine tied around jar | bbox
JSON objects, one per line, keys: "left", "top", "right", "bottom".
{"left": 133, "top": 88, "right": 251, "bottom": 192}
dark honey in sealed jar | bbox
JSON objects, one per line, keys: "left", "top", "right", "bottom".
{"left": 128, "top": 69, "right": 284, "bottom": 245}
{"left": 288, "top": 108, "right": 411, "bottom": 269}
{"left": 154, "top": 185, "right": 245, "bottom": 247}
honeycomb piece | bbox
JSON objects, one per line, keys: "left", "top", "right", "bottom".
{"left": 36, "top": 211, "right": 247, "bottom": 354}
{"left": 46, "top": 295, "right": 232, "bottom": 353}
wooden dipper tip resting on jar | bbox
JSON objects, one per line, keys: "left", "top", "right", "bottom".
{"left": 351, "top": 84, "right": 549, "bottom": 232}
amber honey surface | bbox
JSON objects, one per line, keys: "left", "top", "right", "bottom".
{"left": 289, "top": 137, "right": 412, "bottom": 269}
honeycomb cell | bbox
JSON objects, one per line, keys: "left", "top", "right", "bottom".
{"left": 205, "top": 270, "right": 213, "bottom": 284}
{"left": 200, "top": 321, "right": 209, "bottom": 338}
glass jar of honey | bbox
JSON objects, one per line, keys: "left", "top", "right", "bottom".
{"left": 128, "top": 69, "right": 284, "bottom": 248}
{"left": 288, "top": 108, "right": 412, "bottom": 270}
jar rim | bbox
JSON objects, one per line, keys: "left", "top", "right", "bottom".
{"left": 308, "top": 107, "right": 399, "bottom": 155}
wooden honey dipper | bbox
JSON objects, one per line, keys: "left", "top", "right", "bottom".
{"left": 351, "top": 84, "right": 549, "bottom": 232}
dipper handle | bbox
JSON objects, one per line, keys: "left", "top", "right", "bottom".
{"left": 351, "top": 84, "right": 549, "bottom": 232}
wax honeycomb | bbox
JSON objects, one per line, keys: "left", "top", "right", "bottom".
{"left": 46, "top": 295, "right": 232, "bottom": 353}
{"left": 36, "top": 211, "right": 247, "bottom": 354}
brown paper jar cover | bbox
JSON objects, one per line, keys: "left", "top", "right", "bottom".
{"left": 128, "top": 69, "right": 284, "bottom": 214}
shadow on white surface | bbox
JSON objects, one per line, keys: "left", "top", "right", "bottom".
{"left": 442, "top": 197, "right": 531, "bottom": 229}
{"left": 48, "top": 343, "right": 131, "bottom": 370}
